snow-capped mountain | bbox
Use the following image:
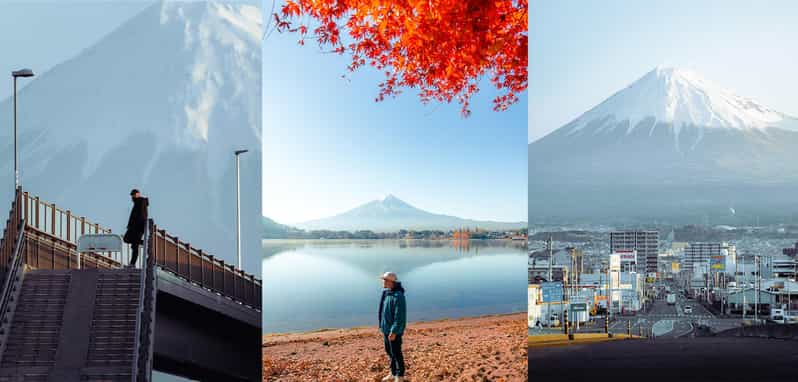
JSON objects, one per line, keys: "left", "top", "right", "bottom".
{"left": 296, "top": 195, "right": 527, "bottom": 232}
{"left": 0, "top": 1, "right": 262, "bottom": 273}
{"left": 529, "top": 67, "right": 798, "bottom": 225}
{"left": 567, "top": 67, "right": 798, "bottom": 135}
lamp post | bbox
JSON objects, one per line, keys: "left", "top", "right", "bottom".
{"left": 12, "top": 69, "right": 34, "bottom": 188}
{"left": 234, "top": 149, "right": 248, "bottom": 270}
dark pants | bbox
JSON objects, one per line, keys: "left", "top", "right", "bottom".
{"left": 130, "top": 243, "right": 140, "bottom": 266}
{"left": 125, "top": 228, "right": 144, "bottom": 267}
{"left": 383, "top": 333, "right": 405, "bottom": 377}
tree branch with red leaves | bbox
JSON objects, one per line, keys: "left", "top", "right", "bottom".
{"left": 274, "top": 0, "right": 528, "bottom": 117}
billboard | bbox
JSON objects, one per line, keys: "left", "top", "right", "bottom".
{"left": 710, "top": 255, "right": 726, "bottom": 270}
{"left": 541, "top": 282, "right": 563, "bottom": 303}
{"left": 570, "top": 302, "right": 587, "bottom": 312}
{"left": 671, "top": 262, "right": 680, "bottom": 272}
{"left": 613, "top": 250, "right": 637, "bottom": 264}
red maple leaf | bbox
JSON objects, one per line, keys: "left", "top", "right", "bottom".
{"left": 274, "top": 0, "right": 528, "bottom": 117}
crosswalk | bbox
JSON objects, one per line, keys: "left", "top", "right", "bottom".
{"left": 645, "top": 314, "right": 714, "bottom": 319}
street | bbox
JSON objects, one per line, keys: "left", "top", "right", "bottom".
{"left": 563, "top": 283, "right": 748, "bottom": 338}
{"left": 528, "top": 280, "right": 798, "bottom": 381}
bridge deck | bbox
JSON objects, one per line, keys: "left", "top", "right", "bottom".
{"left": 0, "top": 188, "right": 262, "bottom": 381}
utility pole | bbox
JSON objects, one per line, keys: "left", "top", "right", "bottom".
{"left": 742, "top": 259, "right": 747, "bottom": 320}
{"left": 547, "top": 236, "right": 552, "bottom": 327}
{"left": 11, "top": 69, "right": 35, "bottom": 188}
{"left": 607, "top": 266, "right": 612, "bottom": 325}
{"left": 755, "top": 255, "right": 760, "bottom": 322}
{"left": 234, "top": 149, "right": 248, "bottom": 270}
{"left": 790, "top": 256, "right": 796, "bottom": 320}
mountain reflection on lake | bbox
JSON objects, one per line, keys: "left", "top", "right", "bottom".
{"left": 262, "top": 240, "right": 526, "bottom": 333}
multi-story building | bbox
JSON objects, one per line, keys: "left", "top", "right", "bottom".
{"left": 610, "top": 231, "right": 659, "bottom": 275}
{"left": 682, "top": 242, "right": 736, "bottom": 275}
{"left": 783, "top": 241, "right": 798, "bottom": 257}
{"left": 772, "top": 255, "right": 798, "bottom": 279}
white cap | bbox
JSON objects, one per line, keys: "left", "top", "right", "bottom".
{"left": 379, "top": 271, "right": 398, "bottom": 282}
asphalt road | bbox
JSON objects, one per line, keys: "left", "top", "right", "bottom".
{"left": 600, "top": 284, "right": 744, "bottom": 338}
{"left": 529, "top": 282, "right": 797, "bottom": 381}
{"left": 531, "top": 281, "right": 748, "bottom": 338}
{"left": 528, "top": 337, "right": 798, "bottom": 382}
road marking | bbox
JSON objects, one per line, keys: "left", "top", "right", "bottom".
{"left": 652, "top": 320, "right": 674, "bottom": 336}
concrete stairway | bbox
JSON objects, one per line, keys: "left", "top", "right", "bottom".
{"left": 83, "top": 269, "right": 141, "bottom": 381}
{"left": 0, "top": 269, "right": 142, "bottom": 382}
{"left": 0, "top": 271, "right": 70, "bottom": 381}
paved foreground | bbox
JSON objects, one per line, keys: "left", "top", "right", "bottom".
{"left": 529, "top": 337, "right": 798, "bottom": 382}
{"left": 264, "top": 313, "right": 526, "bottom": 381}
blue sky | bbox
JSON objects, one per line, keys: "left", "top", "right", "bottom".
{"left": 0, "top": 2, "right": 151, "bottom": 100}
{"left": 2, "top": 1, "right": 529, "bottom": 226}
{"left": 262, "top": 26, "right": 528, "bottom": 224}
{"left": 529, "top": 0, "right": 798, "bottom": 143}
{"left": 0, "top": 0, "right": 255, "bottom": 102}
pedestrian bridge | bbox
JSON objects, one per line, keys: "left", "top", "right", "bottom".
{"left": 0, "top": 188, "right": 261, "bottom": 381}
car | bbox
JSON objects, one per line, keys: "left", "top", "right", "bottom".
{"left": 683, "top": 306, "right": 693, "bottom": 314}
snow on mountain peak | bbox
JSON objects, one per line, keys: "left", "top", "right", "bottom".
{"left": 377, "top": 194, "right": 412, "bottom": 210}
{"left": 567, "top": 66, "right": 797, "bottom": 135}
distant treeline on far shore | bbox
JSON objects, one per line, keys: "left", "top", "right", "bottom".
{"left": 263, "top": 217, "right": 527, "bottom": 240}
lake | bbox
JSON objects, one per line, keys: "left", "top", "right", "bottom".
{"left": 262, "top": 240, "right": 527, "bottom": 333}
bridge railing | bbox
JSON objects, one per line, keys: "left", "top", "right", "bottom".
{"left": 133, "top": 220, "right": 157, "bottom": 382}
{"left": 2, "top": 188, "right": 261, "bottom": 310}
{"left": 0, "top": 188, "right": 24, "bottom": 282}
{"left": 150, "top": 222, "right": 261, "bottom": 310}
{"left": 15, "top": 190, "right": 123, "bottom": 270}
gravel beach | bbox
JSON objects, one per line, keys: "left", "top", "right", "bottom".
{"left": 263, "top": 313, "right": 527, "bottom": 381}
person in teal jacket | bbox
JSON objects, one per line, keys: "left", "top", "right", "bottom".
{"left": 379, "top": 272, "right": 406, "bottom": 382}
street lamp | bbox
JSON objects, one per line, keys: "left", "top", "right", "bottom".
{"left": 12, "top": 69, "right": 34, "bottom": 188}
{"left": 234, "top": 149, "right": 249, "bottom": 270}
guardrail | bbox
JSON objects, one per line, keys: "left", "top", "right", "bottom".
{"left": 19, "top": 190, "right": 130, "bottom": 263}
{"left": 150, "top": 221, "right": 261, "bottom": 310}
{"left": 133, "top": 220, "right": 156, "bottom": 382}
{"left": 0, "top": 189, "right": 24, "bottom": 283}
{"left": 2, "top": 188, "right": 261, "bottom": 311}
{"left": 0, "top": 218, "right": 26, "bottom": 345}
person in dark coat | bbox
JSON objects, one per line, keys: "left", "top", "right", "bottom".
{"left": 378, "top": 272, "right": 407, "bottom": 382}
{"left": 123, "top": 189, "right": 148, "bottom": 266}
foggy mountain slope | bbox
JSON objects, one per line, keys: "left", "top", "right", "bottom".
{"left": 297, "top": 194, "right": 527, "bottom": 232}
{"left": 529, "top": 67, "right": 798, "bottom": 225}
{"left": 0, "top": 1, "right": 262, "bottom": 273}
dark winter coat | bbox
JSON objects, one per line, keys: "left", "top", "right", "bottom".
{"left": 379, "top": 282, "right": 407, "bottom": 335}
{"left": 123, "top": 197, "right": 149, "bottom": 244}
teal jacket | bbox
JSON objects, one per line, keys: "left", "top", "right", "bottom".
{"left": 379, "top": 283, "right": 407, "bottom": 335}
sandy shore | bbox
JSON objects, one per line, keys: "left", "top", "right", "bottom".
{"left": 263, "top": 313, "right": 527, "bottom": 381}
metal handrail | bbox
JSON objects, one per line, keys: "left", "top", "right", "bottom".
{"left": 19, "top": 191, "right": 127, "bottom": 264}
{"left": 132, "top": 219, "right": 156, "bottom": 382}
{"left": 150, "top": 222, "right": 261, "bottom": 310}
{"left": 21, "top": 228, "right": 121, "bottom": 270}
{"left": 131, "top": 221, "right": 147, "bottom": 382}
{"left": 20, "top": 191, "right": 112, "bottom": 243}
{"left": 0, "top": 218, "right": 26, "bottom": 329}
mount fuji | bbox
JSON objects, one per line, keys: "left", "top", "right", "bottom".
{"left": 529, "top": 67, "right": 798, "bottom": 225}
{"left": 0, "top": 2, "right": 262, "bottom": 273}
{"left": 295, "top": 195, "right": 527, "bottom": 232}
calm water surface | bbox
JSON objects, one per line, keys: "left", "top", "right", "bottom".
{"left": 262, "top": 240, "right": 526, "bottom": 333}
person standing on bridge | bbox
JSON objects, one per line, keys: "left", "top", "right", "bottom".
{"left": 123, "top": 189, "right": 149, "bottom": 267}
{"left": 379, "top": 272, "right": 407, "bottom": 382}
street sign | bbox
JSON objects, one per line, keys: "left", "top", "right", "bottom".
{"left": 570, "top": 302, "right": 587, "bottom": 312}
{"left": 541, "top": 282, "right": 563, "bottom": 303}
